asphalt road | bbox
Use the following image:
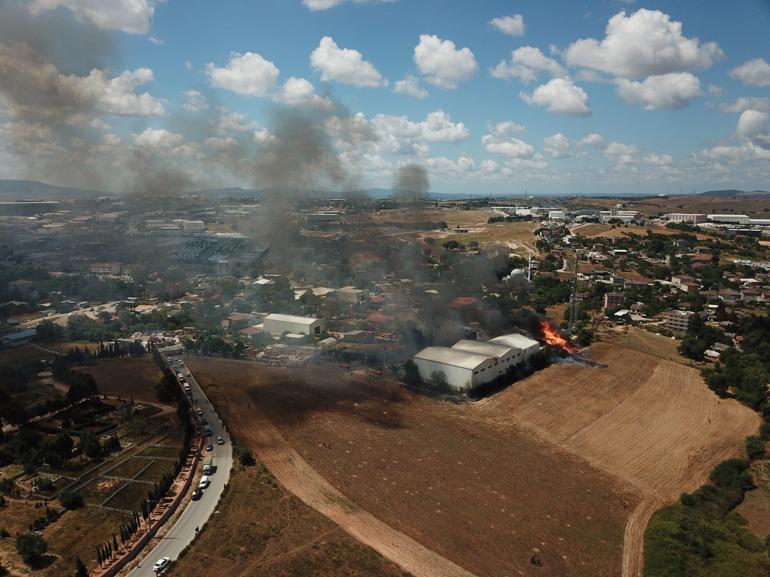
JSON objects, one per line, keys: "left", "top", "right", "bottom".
{"left": 127, "top": 357, "right": 232, "bottom": 576}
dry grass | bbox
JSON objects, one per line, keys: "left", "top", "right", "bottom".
{"left": 190, "top": 357, "right": 634, "bottom": 577}
{"left": 170, "top": 465, "right": 410, "bottom": 577}
{"left": 76, "top": 356, "right": 164, "bottom": 404}
{"left": 438, "top": 220, "right": 540, "bottom": 253}
{"left": 573, "top": 223, "right": 710, "bottom": 240}
{"left": 737, "top": 461, "right": 770, "bottom": 539}
{"left": 599, "top": 327, "right": 690, "bottom": 365}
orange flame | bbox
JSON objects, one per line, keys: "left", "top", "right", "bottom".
{"left": 540, "top": 320, "right": 581, "bottom": 353}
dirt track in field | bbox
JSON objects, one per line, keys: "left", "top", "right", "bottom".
{"left": 471, "top": 343, "right": 760, "bottom": 577}
{"left": 191, "top": 358, "right": 633, "bottom": 577}
{"left": 211, "top": 392, "right": 478, "bottom": 577}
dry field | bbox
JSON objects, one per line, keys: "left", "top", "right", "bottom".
{"left": 599, "top": 327, "right": 690, "bottom": 365}
{"left": 566, "top": 194, "right": 770, "bottom": 218}
{"left": 472, "top": 342, "right": 759, "bottom": 576}
{"left": 189, "top": 357, "right": 635, "bottom": 577}
{"left": 169, "top": 465, "right": 410, "bottom": 577}
{"left": 437, "top": 220, "right": 540, "bottom": 253}
{"left": 572, "top": 223, "right": 710, "bottom": 241}
{"left": 76, "top": 356, "right": 164, "bottom": 404}
{"left": 0, "top": 501, "right": 123, "bottom": 576}
{"left": 363, "top": 208, "right": 495, "bottom": 228}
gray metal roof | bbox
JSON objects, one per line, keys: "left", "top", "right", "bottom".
{"left": 264, "top": 313, "right": 320, "bottom": 325}
{"left": 413, "top": 346, "right": 492, "bottom": 370}
{"left": 451, "top": 340, "right": 518, "bottom": 358}
{"left": 489, "top": 333, "right": 540, "bottom": 350}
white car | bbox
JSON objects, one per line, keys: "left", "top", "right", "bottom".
{"left": 153, "top": 557, "right": 170, "bottom": 573}
{"left": 198, "top": 475, "right": 210, "bottom": 489}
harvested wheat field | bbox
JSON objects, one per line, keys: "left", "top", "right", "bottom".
{"left": 472, "top": 342, "right": 759, "bottom": 576}
{"left": 189, "top": 356, "right": 635, "bottom": 577}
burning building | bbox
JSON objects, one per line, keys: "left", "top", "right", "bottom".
{"left": 412, "top": 333, "right": 542, "bottom": 393}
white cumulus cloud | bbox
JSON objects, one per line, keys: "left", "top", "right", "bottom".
{"left": 578, "top": 133, "right": 605, "bottom": 148}
{"left": 730, "top": 58, "right": 770, "bottom": 88}
{"left": 303, "top": 0, "right": 394, "bottom": 10}
{"left": 520, "top": 78, "right": 591, "bottom": 116}
{"left": 274, "top": 77, "right": 334, "bottom": 110}
{"left": 564, "top": 9, "right": 723, "bottom": 78}
{"left": 310, "top": 36, "right": 387, "bottom": 88}
{"left": 133, "top": 128, "right": 183, "bottom": 148}
{"left": 29, "top": 0, "right": 155, "bottom": 34}
{"left": 392, "top": 75, "right": 428, "bottom": 99}
{"left": 490, "top": 14, "right": 525, "bottom": 37}
{"left": 414, "top": 34, "right": 478, "bottom": 89}
{"left": 206, "top": 52, "right": 279, "bottom": 97}
{"left": 491, "top": 46, "right": 566, "bottom": 84}
{"left": 737, "top": 110, "right": 769, "bottom": 139}
{"left": 543, "top": 133, "right": 570, "bottom": 158}
{"left": 615, "top": 72, "right": 701, "bottom": 110}
{"left": 182, "top": 90, "right": 208, "bottom": 112}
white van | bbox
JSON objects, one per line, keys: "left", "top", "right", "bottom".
{"left": 198, "top": 475, "right": 210, "bottom": 489}
{"left": 203, "top": 461, "right": 212, "bottom": 475}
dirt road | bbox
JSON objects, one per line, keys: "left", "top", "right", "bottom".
{"left": 230, "top": 402, "right": 478, "bottom": 577}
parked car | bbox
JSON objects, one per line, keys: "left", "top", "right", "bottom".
{"left": 217, "top": 436, "right": 225, "bottom": 445}
{"left": 206, "top": 443, "right": 213, "bottom": 452}
{"left": 197, "top": 408, "right": 203, "bottom": 416}
{"left": 191, "top": 489, "right": 203, "bottom": 501}
{"left": 153, "top": 557, "right": 170, "bottom": 573}
{"left": 198, "top": 475, "right": 210, "bottom": 489}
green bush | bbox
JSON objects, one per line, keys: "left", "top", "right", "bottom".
{"left": 745, "top": 436, "right": 765, "bottom": 460}
{"left": 16, "top": 532, "right": 47, "bottom": 565}
{"left": 235, "top": 446, "right": 255, "bottom": 468}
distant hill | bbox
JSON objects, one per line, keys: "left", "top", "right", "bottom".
{"left": 699, "top": 189, "right": 770, "bottom": 198}
{"left": 0, "top": 179, "right": 104, "bottom": 200}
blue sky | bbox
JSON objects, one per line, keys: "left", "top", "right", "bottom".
{"left": 1, "top": 0, "right": 770, "bottom": 194}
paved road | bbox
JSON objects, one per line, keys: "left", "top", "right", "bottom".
{"left": 127, "top": 357, "right": 232, "bottom": 576}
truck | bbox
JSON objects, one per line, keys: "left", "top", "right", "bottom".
{"left": 203, "top": 459, "right": 213, "bottom": 475}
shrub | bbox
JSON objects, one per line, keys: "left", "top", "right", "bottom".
{"left": 59, "top": 490, "right": 84, "bottom": 510}
{"left": 235, "top": 446, "right": 255, "bottom": 468}
{"left": 746, "top": 436, "right": 765, "bottom": 460}
{"left": 16, "top": 532, "right": 47, "bottom": 565}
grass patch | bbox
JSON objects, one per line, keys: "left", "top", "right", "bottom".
{"left": 103, "top": 481, "right": 151, "bottom": 512}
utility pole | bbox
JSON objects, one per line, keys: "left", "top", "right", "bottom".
{"left": 568, "top": 249, "right": 580, "bottom": 336}
{"left": 527, "top": 249, "right": 533, "bottom": 282}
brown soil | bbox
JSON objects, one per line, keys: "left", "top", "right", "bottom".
{"left": 77, "top": 357, "right": 164, "bottom": 404}
{"left": 189, "top": 357, "right": 635, "bottom": 577}
{"left": 169, "top": 464, "right": 410, "bottom": 577}
{"left": 472, "top": 342, "right": 760, "bottom": 576}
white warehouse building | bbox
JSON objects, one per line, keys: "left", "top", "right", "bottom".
{"left": 412, "top": 333, "right": 542, "bottom": 393}
{"left": 412, "top": 347, "right": 501, "bottom": 392}
{"left": 489, "top": 333, "right": 541, "bottom": 360}
{"left": 263, "top": 314, "right": 325, "bottom": 337}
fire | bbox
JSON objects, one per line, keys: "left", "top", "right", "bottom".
{"left": 540, "top": 320, "right": 581, "bottom": 353}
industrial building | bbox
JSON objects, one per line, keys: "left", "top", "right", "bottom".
{"left": 707, "top": 214, "right": 750, "bottom": 225}
{"left": 489, "top": 333, "right": 541, "bottom": 359}
{"left": 665, "top": 213, "right": 706, "bottom": 224}
{"left": 412, "top": 346, "right": 500, "bottom": 392}
{"left": 263, "top": 313, "right": 325, "bottom": 337}
{"left": 412, "top": 333, "right": 542, "bottom": 393}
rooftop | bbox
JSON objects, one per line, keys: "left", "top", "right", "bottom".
{"left": 264, "top": 313, "right": 320, "bottom": 325}
{"left": 489, "top": 333, "right": 540, "bottom": 350}
{"left": 413, "top": 346, "right": 493, "bottom": 370}
{"left": 451, "top": 340, "right": 518, "bottom": 358}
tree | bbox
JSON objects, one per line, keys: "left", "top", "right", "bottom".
{"left": 74, "top": 557, "right": 88, "bottom": 577}
{"left": 746, "top": 436, "right": 765, "bottom": 460}
{"left": 16, "top": 532, "right": 47, "bottom": 565}
{"left": 403, "top": 360, "right": 422, "bottom": 386}
{"left": 235, "top": 446, "right": 255, "bottom": 467}
{"left": 430, "top": 370, "right": 448, "bottom": 389}
{"left": 59, "top": 490, "right": 84, "bottom": 510}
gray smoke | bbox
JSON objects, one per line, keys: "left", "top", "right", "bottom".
{"left": 394, "top": 163, "right": 430, "bottom": 202}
